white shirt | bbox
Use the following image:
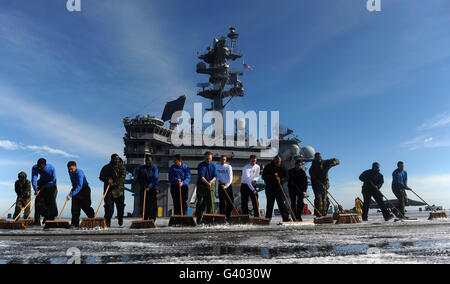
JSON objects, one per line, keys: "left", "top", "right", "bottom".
{"left": 241, "top": 163, "right": 260, "bottom": 191}
{"left": 217, "top": 164, "right": 233, "bottom": 188}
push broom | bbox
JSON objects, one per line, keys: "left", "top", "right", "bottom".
{"left": 168, "top": 184, "right": 196, "bottom": 227}
{"left": 304, "top": 196, "right": 334, "bottom": 224}
{"left": 0, "top": 193, "right": 39, "bottom": 230}
{"left": 18, "top": 202, "right": 36, "bottom": 226}
{"left": 408, "top": 188, "right": 447, "bottom": 220}
{"left": 275, "top": 175, "right": 310, "bottom": 225}
{"left": 130, "top": 188, "right": 157, "bottom": 229}
{"left": 44, "top": 196, "right": 71, "bottom": 229}
{"left": 328, "top": 192, "right": 361, "bottom": 224}
{"left": 201, "top": 182, "right": 227, "bottom": 226}
{"left": 0, "top": 202, "right": 16, "bottom": 223}
{"left": 222, "top": 185, "right": 251, "bottom": 225}
{"left": 377, "top": 190, "right": 416, "bottom": 222}
{"left": 250, "top": 191, "right": 271, "bottom": 225}
{"left": 80, "top": 184, "right": 110, "bottom": 229}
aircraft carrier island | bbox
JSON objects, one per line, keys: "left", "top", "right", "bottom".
{"left": 122, "top": 27, "right": 315, "bottom": 218}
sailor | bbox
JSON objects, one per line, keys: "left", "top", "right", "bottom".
{"left": 359, "top": 162, "right": 393, "bottom": 221}
{"left": 240, "top": 155, "right": 261, "bottom": 217}
{"left": 99, "top": 154, "right": 126, "bottom": 228}
{"left": 262, "top": 155, "right": 291, "bottom": 222}
{"left": 288, "top": 160, "right": 308, "bottom": 221}
{"left": 168, "top": 154, "right": 191, "bottom": 215}
{"left": 217, "top": 155, "right": 234, "bottom": 220}
{"left": 31, "top": 158, "right": 58, "bottom": 224}
{"left": 136, "top": 155, "right": 159, "bottom": 220}
{"left": 355, "top": 197, "right": 363, "bottom": 215}
{"left": 196, "top": 152, "right": 218, "bottom": 223}
{"left": 392, "top": 161, "right": 410, "bottom": 218}
{"left": 67, "top": 161, "right": 95, "bottom": 227}
{"left": 13, "top": 172, "right": 31, "bottom": 220}
{"left": 309, "top": 153, "right": 340, "bottom": 217}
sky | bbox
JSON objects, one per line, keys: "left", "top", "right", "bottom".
{"left": 0, "top": 0, "right": 450, "bottom": 217}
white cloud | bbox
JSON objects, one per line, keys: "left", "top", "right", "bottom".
{"left": 418, "top": 112, "right": 450, "bottom": 131}
{"left": 401, "top": 135, "right": 450, "bottom": 150}
{"left": 0, "top": 87, "right": 123, "bottom": 158}
{"left": 0, "top": 140, "right": 20, "bottom": 150}
{"left": 0, "top": 139, "right": 76, "bottom": 158}
{"left": 25, "top": 145, "right": 77, "bottom": 158}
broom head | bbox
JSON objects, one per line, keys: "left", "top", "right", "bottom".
{"left": 18, "top": 219, "right": 36, "bottom": 226}
{"left": 250, "top": 217, "right": 271, "bottom": 225}
{"left": 0, "top": 221, "right": 27, "bottom": 230}
{"left": 80, "top": 218, "right": 108, "bottom": 229}
{"left": 280, "top": 221, "right": 314, "bottom": 225}
{"left": 335, "top": 213, "right": 362, "bottom": 224}
{"left": 200, "top": 214, "right": 227, "bottom": 226}
{"left": 43, "top": 220, "right": 71, "bottom": 230}
{"left": 168, "top": 215, "right": 197, "bottom": 227}
{"left": 314, "top": 216, "right": 335, "bottom": 224}
{"left": 228, "top": 215, "right": 251, "bottom": 225}
{"left": 429, "top": 211, "right": 448, "bottom": 220}
{"left": 130, "top": 219, "right": 158, "bottom": 229}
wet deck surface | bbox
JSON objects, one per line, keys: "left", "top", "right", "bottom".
{"left": 0, "top": 212, "right": 449, "bottom": 264}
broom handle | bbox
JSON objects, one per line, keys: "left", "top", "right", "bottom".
{"left": 58, "top": 198, "right": 69, "bottom": 221}
{"left": 276, "top": 175, "right": 297, "bottom": 221}
{"left": 142, "top": 188, "right": 147, "bottom": 221}
{"left": 222, "top": 184, "right": 238, "bottom": 212}
{"left": 14, "top": 192, "right": 38, "bottom": 222}
{"left": 210, "top": 183, "right": 215, "bottom": 214}
{"left": 254, "top": 191, "right": 262, "bottom": 218}
{"left": 305, "top": 196, "right": 323, "bottom": 217}
{"left": 0, "top": 202, "right": 16, "bottom": 219}
{"left": 26, "top": 202, "right": 35, "bottom": 220}
{"left": 408, "top": 188, "right": 436, "bottom": 212}
{"left": 179, "top": 184, "right": 183, "bottom": 215}
{"left": 377, "top": 189, "right": 406, "bottom": 218}
{"left": 327, "top": 192, "right": 341, "bottom": 208}
{"left": 95, "top": 184, "right": 110, "bottom": 218}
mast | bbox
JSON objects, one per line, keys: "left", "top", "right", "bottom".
{"left": 196, "top": 27, "right": 245, "bottom": 115}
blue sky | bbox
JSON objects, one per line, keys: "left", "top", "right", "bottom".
{"left": 1, "top": 0, "right": 450, "bottom": 216}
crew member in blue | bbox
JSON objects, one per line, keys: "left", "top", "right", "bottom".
{"left": 31, "top": 158, "right": 58, "bottom": 224}
{"left": 67, "top": 161, "right": 95, "bottom": 227}
{"left": 196, "top": 152, "right": 218, "bottom": 223}
{"left": 392, "top": 161, "right": 410, "bottom": 218}
{"left": 136, "top": 155, "right": 159, "bottom": 220}
{"left": 168, "top": 154, "right": 191, "bottom": 215}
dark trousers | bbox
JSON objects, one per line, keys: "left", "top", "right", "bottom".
{"left": 140, "top": 188, "right": 159, "bottom": 220}
{"left": 362, "top": 189, "right": 391, "bottom": 221}
{"left": 240, "top": 184, "right": 258, "bottom": 216}
{"left": 13, "top": 197, "right": 31, "bottom": 220}
{"left": 289, "top": 187, "right": 304, "bottom": 221}
{"left": 171, "top": 184, "right": 189, "bottom": 215}
{"left": 104, "top": 194, "right": 125, "bottom": 223}
{"left": 71, "top": 186, "right": 95, "bottom": 226}
{"left": 35, "top": 181, "right": 58, "bottom": 221}
{"left": 265, "top": 187, "right": 290, "bottom": 221}
{"left": 312, "top": 184, "right": 328, "bottom": 217}
{"left": 218, "top": 183, "right": 234, "bottom": 219}
{"left": 392, "top": 186, "right": 408, "bottom": 216}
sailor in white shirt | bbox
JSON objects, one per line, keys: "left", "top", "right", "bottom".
{"left": 217, "top": 155, "right": 234, "bottom": 219}
{"left": 240, "top": 155, "right": 261, "bottom": 216}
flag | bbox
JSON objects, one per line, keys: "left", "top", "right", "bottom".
{"left": 243, "top": 63, "right": 254, "bottom": 71}
{"left": 161, "top": 95, "right": 186, "bottom": 122}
